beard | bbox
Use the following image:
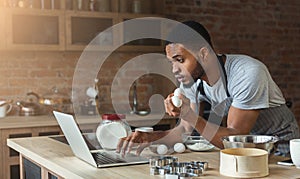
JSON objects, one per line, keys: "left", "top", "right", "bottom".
{"left": 183, "top": 62, "right": 205, "bottom": 88}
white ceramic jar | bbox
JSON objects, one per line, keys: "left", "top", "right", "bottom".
{"left": 96, "top": 114, "right": 131, "bottom": 150}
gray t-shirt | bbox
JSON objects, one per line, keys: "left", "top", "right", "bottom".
{"left": 183, "top": 54, "right": 285, "bottom": 108}
{"left": 181, "top": 54, "right": 300, "bottom": 156}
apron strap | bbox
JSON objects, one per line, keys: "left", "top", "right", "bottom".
{"left": 217, "top": 54, "right": 230, "bottom": 97}
{"left": 197, "top": 54, "right": 230, "bottom": 98}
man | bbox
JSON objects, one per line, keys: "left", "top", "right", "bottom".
{"left": 117, "top": 21, "right": 300, "bottom": 156}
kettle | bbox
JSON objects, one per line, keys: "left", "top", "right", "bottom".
{"left": 16, "top": 91, "right": 47, "bottom": 116}
{"left": 27, "top": 87, "right": 71, "bottom": 106}
{"left": 27, "top": 87, "right": 72, "bottom": 114}
{"left": 16, "top": 101, "right": 43, "bottom": 116}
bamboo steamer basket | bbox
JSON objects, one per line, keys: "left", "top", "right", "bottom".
{"left": 220, "top": 148, "right": 269, "bottom": 178}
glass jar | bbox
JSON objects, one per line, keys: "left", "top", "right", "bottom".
{"left": 132, "top": 0, "right": 141, "bottom": 13}
{"left": 96, "top": 114, "right": 132, "bottom": 150}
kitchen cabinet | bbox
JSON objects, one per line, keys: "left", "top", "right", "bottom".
{"left": 117, "top": 13, "right": 164, "bottom": 52}
{"left": 65, "top": 10, "right": 117, "bottom": 51}
{"left": 2, "top": 127, "right": 61, "bottom": 179}
{"left": 5, "top": 8, "right": 65, "bottom": 51}
{"left": 0, "top": 0, "right": 165, "bottom": 52}
{"left": 0, "top": 8, "right": 6, "bottom": 50}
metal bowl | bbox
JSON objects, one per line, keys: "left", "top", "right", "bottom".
{"left": 221, "top": 135, "right": 279, "bottom": 154}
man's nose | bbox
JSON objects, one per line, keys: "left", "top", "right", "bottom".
{"left": 172, "top": 63, "right": 180, "bottom": 74}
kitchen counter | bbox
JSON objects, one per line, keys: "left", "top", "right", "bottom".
{"left": 1, "top": 114, "right": 177, "bottom": 179}
{"left": 0, "top": 113, "right": 178, "bottom": 129}
{"left": 7, "top": 136, "right": 300, "bottom": 179}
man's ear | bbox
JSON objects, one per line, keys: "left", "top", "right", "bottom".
{"left": 197, "top": 47, "right": 209, "bottom": 62}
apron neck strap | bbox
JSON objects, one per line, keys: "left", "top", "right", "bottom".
{"left": 217, "top": 54, "right": 230, "bottom": 97}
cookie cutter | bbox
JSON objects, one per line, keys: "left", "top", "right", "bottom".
{"left": 149, "top": 156, "right": 207, "bottom": 177}
{"left": 190, "top": 161, "right": 208, "bottom": 171}
{"left": 149, "top": 156, "right": 178, "bottom": 168}
{"left": 165, "top": 172, "right": 199, "bottom": 179}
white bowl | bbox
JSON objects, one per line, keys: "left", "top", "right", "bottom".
{"left": 182, "top": 135, "right": 214, "bottom": 152}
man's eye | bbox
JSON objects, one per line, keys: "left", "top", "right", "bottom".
{"left": 177, "top": 58, "right": 184, "bottom": 63}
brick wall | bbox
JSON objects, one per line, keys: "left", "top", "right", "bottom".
{"left": 0, "top": 51, "right": 77, "bottom": 114}
{"left": 0, "top": 0, "right": 300, "bottom": 124}
{"left": 164, "top": 0, "right": 300, "bottom": 125}
{"left": 0, "top": 50, "right": 175, "bottom": 115}
{"left": 0, "top": 51, "right": 75, "bottom": 99}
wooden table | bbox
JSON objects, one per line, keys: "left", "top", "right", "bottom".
{"left": 1, "top": 114, "right": 177, "bottom": 179}
{"left": 7, "top": 136, "right": 300, "bottom": 179}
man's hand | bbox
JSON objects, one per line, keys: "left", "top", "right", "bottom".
{"left": 164, "top": 93, "right": 192, "bottom": 120}
{"left": 116, "top": 131, "right": 152, "bottom": 156}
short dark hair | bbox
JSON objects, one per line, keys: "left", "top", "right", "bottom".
{"left": 165, "top": 21, "right": 213, "bottom": 50}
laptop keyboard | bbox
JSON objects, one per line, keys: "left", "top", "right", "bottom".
{"left": 92, "top": 152, "right": 126, "bottom": 165}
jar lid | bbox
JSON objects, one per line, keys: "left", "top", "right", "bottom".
{"left": 101, "top": 114, "right": 126, "bottom": 120}
{"left": 135, "top": 127, "right": 153, "bottom": 133}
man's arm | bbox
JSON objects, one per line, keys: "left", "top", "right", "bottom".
{"left": 152, "top": 102, "right": 198, "bottom": 146}
{"left": 116, "top": 100, "right": 197, "bottom": 155}
{"left": 185, "top": 105, "right": 260, "bottom": 148}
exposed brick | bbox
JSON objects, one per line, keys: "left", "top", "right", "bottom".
{"left": 9, "top": 79, "right": 37, "bottom": 87}
{"left": 174, "top": 0, "right": 194, "bottom": 6}
{"left": 1, "top": 0, "right": 300, "bottom": 124}
{"left": 30, "top": 70, "right": 58, "bottom": 78}
{"left": 176, "top": 7, "right": 191, "bottom": 14}
{"left": 164, "top": 0, "right": 300, "bottom": 123}
{"left": 0, "top": 78, "right": 8, "bottom": 86}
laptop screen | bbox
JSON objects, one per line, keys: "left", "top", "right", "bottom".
{"left": 53, "top": 111, "right": 149, "bottom": 168}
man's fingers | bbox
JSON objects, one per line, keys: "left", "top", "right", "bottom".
{"left": 126, "top": 141, "right": 136, "bottom": 154}
{"left": 136, "top": 143, "right": 150, "bottom": 156}
{"left": 116, "top": 131, "right": 153, "bottom": 156}
{"left": 116, "top": 137, "right": 126, "bottom": 153}
{"left": 121, "top": 139, "right": 130, "bottom": 156}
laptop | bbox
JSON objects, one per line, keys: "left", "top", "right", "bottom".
{"left": 53, "top": 111, "right": 149, "bottom": 168}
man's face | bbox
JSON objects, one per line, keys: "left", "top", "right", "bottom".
{"left": 166, "top": 44, "right": 204, "bottom": 87}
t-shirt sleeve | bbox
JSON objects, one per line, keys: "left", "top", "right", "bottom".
{"left": 230, "top": 65, "right": 270, "bottom": 109}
